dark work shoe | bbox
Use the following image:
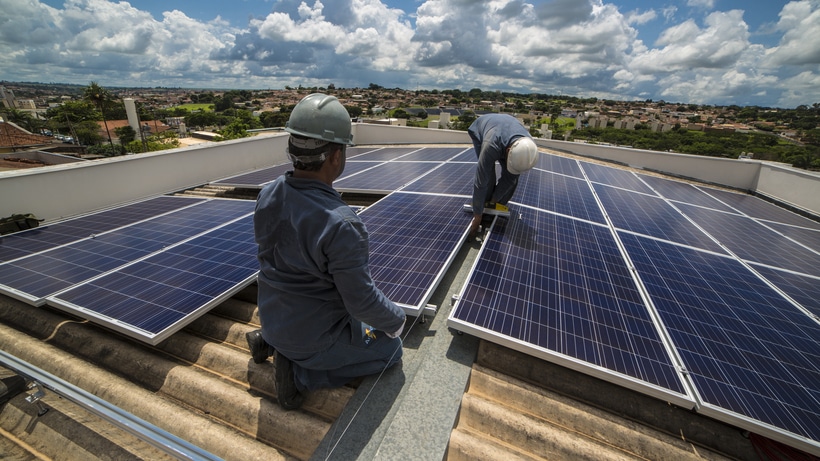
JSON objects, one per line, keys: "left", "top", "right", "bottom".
{"left": 245, "top": 329, "right": 274, "bottom": 364}
{"left": 274, "top": 351, "right": 304, "bottom": 411}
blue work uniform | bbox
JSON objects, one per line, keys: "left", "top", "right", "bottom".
{"left": 468, "top": 114, "right": 531, "bottom": 214}
{"left": 254, "top": 172, "right": 405, "bottom": 390}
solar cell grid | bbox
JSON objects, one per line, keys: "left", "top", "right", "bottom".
{"left": 449, "top": 150, "right": 476, "bottom": 162}
{"left": 535, "top": 153, "right": 583, "bottom": 178}
{"left": 0, "top": 196, "right": 205, "bottom": 263}
{"left": 48, "top": 215, "right": 258, "bottom": 344}
{"left": 335, "top": 161, "right": 435, "bottom": 193}
{"left": 638, "top": 175, "right": 736, "bottom": 213}
{"left": 400, "top": 162, "right": 474, "bottom": 195}
{"left": 513, "top": 169, "right": 605, "bottom": 224}
{"left": 699, "top": 187, "right": 820, "bottom": 230}
{"left": 763, "top": 221, "right": 820, "bottom": 250}
{"left": 449, "top": 207, "right": 691, "bottom": 403}
{"left": 348, "top": 147, "right": 419, "bottom": 161}
{"left": 212, "top": 163, "right": 291, "bottom": 188}
{"left": 593, "top": 184, "right": 725, "bottom": 253}
{"left": 398, "top": 147, "right": 468, "bottom": 162}
{"left": 580, "top": 162, "right": 656, "bottom": 195}
{"left": 0, "top": 199, "right": 253, "bottom": 304}
{"left": 360, "top": 192, "right": 472, "bottom": 314}
{"left": 678, "top": 203, "right": 820, "bottom": 277}
{"left": 750, "top": 265, "right": 820, "bottom": 318}
{"left": 620, "top": 232, "right": 820, "bottom": 450}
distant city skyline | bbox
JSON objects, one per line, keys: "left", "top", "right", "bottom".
{"left": 1, "top": 0, "right": 818, "bottom": 108}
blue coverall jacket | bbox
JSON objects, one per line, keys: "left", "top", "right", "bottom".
{"left": 254, "top": 172, "right": 406, "bottom": 360}
{"left": 468, "top": 114, "right": 531, "bottom": 213}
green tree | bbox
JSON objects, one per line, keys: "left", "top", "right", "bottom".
{"left": 114, "top": 125, "right": 137, "bottom": 145}
{"left": 259, "top": 111, "right": 289, "bottom": 128}
{"left": 450, "top": 111, "right": 476, "bottom": 131}
{"left": 216, "top": 120, "right": 250, "bottom": 141}
{"left": 83, "top": 81, "right": 114, "bottom": 147}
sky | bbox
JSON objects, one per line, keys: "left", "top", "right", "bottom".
{"left": 1, "top": 0, "right": 818, "bottom": 108}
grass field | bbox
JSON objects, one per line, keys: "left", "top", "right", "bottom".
{"left": 175, "top": 103, "right": 214, "bottom": 112}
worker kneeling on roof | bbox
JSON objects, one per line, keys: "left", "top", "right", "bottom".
{"left": 468, "top": 113, "right": 538, "bottom": 237}
{"left": 247, "top": 93, "right": 406, "bottom": 411}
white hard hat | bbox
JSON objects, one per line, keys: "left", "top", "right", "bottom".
{"left": 507, "top": 137, "right": 537, "bottom": 175}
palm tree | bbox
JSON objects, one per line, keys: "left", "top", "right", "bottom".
{"left": 84, "top": 81, "right": 113, "bottom": 147}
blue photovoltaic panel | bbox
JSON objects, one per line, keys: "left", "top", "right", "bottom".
{"left": 593, "top": 184, "right": 725, "bottom": 253}
{"left": 513, "top": 169, "right": 605, "bottom": 224}
{"left": 399, "top": 147, "right": 468, "bottom": 162}
{"left": 211, "top": 163, "right": 291, "bottom": 188}
{"left": 47, "top": 215, "right": 258, "bottom": 345}
{"left": 639, "top": 176, "right": 736, "bottom": 213}
{"left": 760, "top": 221, "right": 820, "bottom": 250}
{"left": 449, "top": 207, "right": 691, "bottom": 404}
{"left": 700, "top": 187, "right": 820, "bottom": 230}
{"left": 0, "top": 199, "right": 254, "bottom": 304}
{"left": 678, "top": 203, "right": 820, "bottom": 277}
{"left": 346, "top": 146, "right": 380, "bottom": 156}
{"left": 401, "top": 162, "right": 474, "bottom": 195}
{"left": 360, "top": 192, "right": 472, "bottom": 314}
{"left": 348, "top": 147, "right": 419, "bottom": 161}
{"left": 581, "top": 162, "right": 656, "bottom": 195}
{"left": 449, "top": 149, "right": 476, "bottom": 162}
{"left": 335, "top": 161, "right": 434, "bottom": 193}
{"left": 535, "top": 153, "right": 583, "bottom": 178}
{"left": 621, "top": 232, "right": 820, "bottom": 451}
{"left": 338, "top": 161, "right": 386, "bottom": 180}
{"left": 750, "top": 265, "right": 820, "bottom": 318}
{"left": 0, "top": 196, "right": 205, "bottom": 263}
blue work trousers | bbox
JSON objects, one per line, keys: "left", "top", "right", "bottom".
{"left": 283, "top": 319, "right": 403, "bottom": 391}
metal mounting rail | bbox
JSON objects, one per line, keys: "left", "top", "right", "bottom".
{"left": 0, "top": 350, "right": 223, "bottom": 461}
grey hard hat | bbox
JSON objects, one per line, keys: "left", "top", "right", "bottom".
{"left": 285, "top": 93, "right": 354, "bottom": 145}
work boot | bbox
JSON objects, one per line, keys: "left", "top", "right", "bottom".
{"left": 274, "top": 351, "right": 304, "bottom": 411}
{"left": 245, "top": 329, "right": 275, "bottom": 364}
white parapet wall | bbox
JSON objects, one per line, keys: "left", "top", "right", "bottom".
{"left": 0, "top": 133, "right": 289, "bottom": 222}
{"left": 1, "top": 125, "right": 817, "bottom": 223}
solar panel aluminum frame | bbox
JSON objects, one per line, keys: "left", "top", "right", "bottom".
{"left": 45, "top": 213, "right": 259, "bottom": 346}
{"left": 0, "top": 197, "right": 214, "bottom": 306}
{"left": 447, "top": 216, "right": 697, "bottom": 410}
{"left": 360, "top": 191, "right": 473, "bottom": 317}
{"left": 697, "top": 399, "right": 820, "bottom": 457}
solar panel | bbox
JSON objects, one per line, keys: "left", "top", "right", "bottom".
{"left": 580, "top": 161, "right": 656, "bottom": 195}
{"left": 401, "top": 162, "right": 474, "bottom": 195}
{"left": 338, "top": 161, "right": 386, "bottom": 180}
{"left": 761, "top": 221, "right": 820, "bottom": 253}
{"left": 639, "top": 175, "right": 736, "bottom": 213}
{"left": 677, "top": 203, "right": 820, "bottom": 277}
{"left": 748, "top": 265, "right": 820, "bottom": 318}
{"left": 211, "top": 163, "right": 291, "bottom": 188}
{"left": 0, "top": 199, "right": 254, "bottom": 305}
{"left": 513, "top": 169, "right": 606, "bottom": 224}
{"left": 593, "top": 184, "right": 725, "bottom": 253}
{"left": 348, "top": 147, "right": 420, "bottom": 161}
{"left": 449, "top": 207, "right": 693, "bottom": 406}
{"left": 398, "top": 147, "right": 468, "bottom": 162}
{"left": 699, "top": 187, "right": 820, "bottom": 229}
{"left": 360, "top": 191, "right": 472, "bottom": 315}
{"left": 620, "top": 232, "right": 820, "bottom": 454}
{"left": 0, "top": 196, "right": 205, "bottom": 263}
{"left": 335, "top": 161, "right": 435, "bottom": 193}
{"left": 47, "top": 214, "right": 258, "bottom": 345}
{"left": 449, "top": 149, "right": 476, "bottom": 162}
{"left": 535, "top": 153, "right": 583, "bottom": 178}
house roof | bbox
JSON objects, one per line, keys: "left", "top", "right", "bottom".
{"left": 0, "top": 139, "right": 816, "bottom": 461}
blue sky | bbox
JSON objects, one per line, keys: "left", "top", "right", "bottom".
{"left": 2, "top": 0, "right": 819, "bottom": 108}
